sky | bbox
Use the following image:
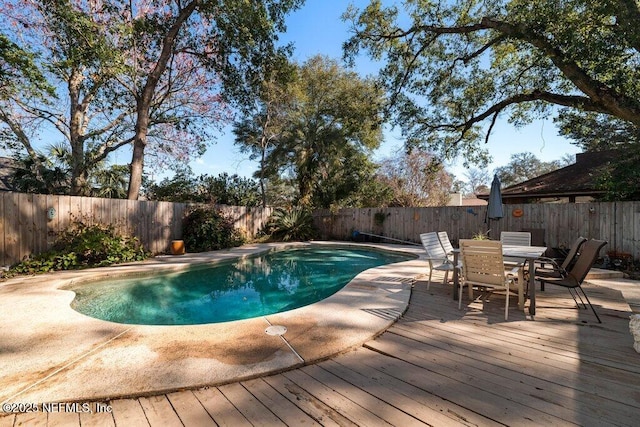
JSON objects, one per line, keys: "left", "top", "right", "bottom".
{"left": 160, "top": 1, "right": 582, "bottom": 183}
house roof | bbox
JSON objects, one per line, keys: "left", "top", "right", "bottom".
{"left": 0, "top": 157, "right": 18, "bottom": 191}
{"left": 477, "top": 150, "right": 618, "bottom": 200}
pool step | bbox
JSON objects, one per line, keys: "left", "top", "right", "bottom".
{"left": 585, "top": 268, "right": 625, "bottom": 280}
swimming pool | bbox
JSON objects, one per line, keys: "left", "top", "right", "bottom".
{"left": 67, "top": 246, "right": 413, "bottom": 325}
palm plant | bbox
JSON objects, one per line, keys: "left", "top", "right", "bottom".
{"left": 267, "top": 206, "right": 317, "bottom": 241}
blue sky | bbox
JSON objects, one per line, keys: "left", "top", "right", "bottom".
{"left": 189, "top": 0, "right": 581, "bottom": 184}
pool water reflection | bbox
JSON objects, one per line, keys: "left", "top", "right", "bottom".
{"left": 68, "top": 247, "right": 412, "bottom": 325}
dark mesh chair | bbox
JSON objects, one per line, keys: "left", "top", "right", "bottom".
{"left": 536, "top": 236, "right": 588, "bottom": 291}
{"left": 535, "top": 239, "right": 607, "bottom": 323}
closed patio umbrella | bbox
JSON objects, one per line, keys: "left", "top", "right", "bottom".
{"left": 488, "top": 174, "right": 504, "bottom": 220}
{"left": 486, "top": 174, "right": 504, "bottom": 239}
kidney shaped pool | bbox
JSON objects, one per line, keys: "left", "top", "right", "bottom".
{"left": 66, "top": 246, "right": 413, "bottom": 325}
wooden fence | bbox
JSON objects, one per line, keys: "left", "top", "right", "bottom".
{"left": 2, "top": 192, "right": 638, "bottom": 268}
{"left": 0, "top": 192, "right": 273, "bottom": 267}
{"left": 313, "top": 201, "right": 640, "bottom": 262}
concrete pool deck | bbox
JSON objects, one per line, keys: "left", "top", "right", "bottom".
{"left": 0, "top": 242, "right": 427, "bottom": 405}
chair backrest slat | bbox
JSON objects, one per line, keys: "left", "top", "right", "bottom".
{"left": 501, "top": 231, "right": 531, "bottom": 246}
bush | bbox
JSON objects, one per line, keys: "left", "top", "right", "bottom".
{"left": 4, "top": 222, "right": 148, "bottom": 276}
{"left": 267, "top": 207, "right": 317, "bottom": 241}
{"left": 182, "top": 206, "right": 246, "bottom": 252}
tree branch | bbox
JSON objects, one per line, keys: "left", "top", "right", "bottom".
{"left": 481, "top": 17, "right": 640, "bottom": 125}
{"left": 423, "top": 90, "right": 611, "bottom": 139}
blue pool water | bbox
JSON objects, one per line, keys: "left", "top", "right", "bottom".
{"left": 68, "top": 247, "right": 412, "bottom": 325}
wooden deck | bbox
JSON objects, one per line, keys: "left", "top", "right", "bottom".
{"left": 4, "top": 277, "right": 639, "bottom": 426}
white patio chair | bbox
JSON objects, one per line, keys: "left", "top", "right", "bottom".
{"left": 459, "top": 239, "right": 522, "bottom": 320}
{"left": 501, "top": 231, "right": 532, "bottom": 267}
{"left": 420, "top": 232, "right": 458, "bottom": 289}
{"left": 500, "top": 231, "right": 532, "bottom": 246}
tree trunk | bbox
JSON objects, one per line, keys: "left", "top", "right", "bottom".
{"left": 69, "top": 68, "right": 88, "bottom": 196}
{"left": 125, "top": 1, "right": 198, "bottom": 200}
{"left": 127, "top": 109, "right": 149, "bottom": 200}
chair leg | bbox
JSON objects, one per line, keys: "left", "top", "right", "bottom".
{"left": 517, "top": 269, "right": 525, "bottom": 310}
{"left": 573, "top": 288, "right": 588, "bottom": 309}
{"left": 566, "top": 288, "right": 583, "bottom": 309}
{"left": 577, "top": 286, "right": 602, "bottom": 323}
{"left": 505, "top": 283, "right": 510, "bottom": 321}
{"left": 427, "top": 261, "right": 433, "bottom": 290}
{"left": 567, "top": 288, "right": 590, "bottom": 310}
{"left": 443, "top": 270, "right": 450, "bottom": 285}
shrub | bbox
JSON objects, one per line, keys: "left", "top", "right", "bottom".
{"left": 4, "top": 222, "right": 148, "bottom": 276}
{"left": 182, "top": 206, "right": 246, "bottom": 252}
{"left": 267, "top": 207, "right": 317, "bottom": 241}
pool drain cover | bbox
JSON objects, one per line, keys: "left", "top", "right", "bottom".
{"left": 265, "top": 325, "right": 287, "bottom": 336}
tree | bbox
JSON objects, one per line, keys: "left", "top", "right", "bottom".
{"left": 595, "top": 144, "right": 640, "bottom": 201}
{"left": 233, "top": 55, "right": 298, "bottom": 207}
{"left": 462, "top": 168, "right": 491, "bottom": 197}
{"left": 1, "top": 0, "right": 131, "bottom": 195}
{"left": 494, "top": 152, "right": 562, "bottom": 187}
{"left": 555, "top": 110, "right": 640, "bottom": 200}
{"left": 1, "top": 0, "right": 302, "bottom": 199}
{"left": 0, "top": 32, "right": 52, "bottom": 102}
{"left": 123, "top": 0, "right": 303, "bottom": 199}
{"left": 9, "top": 145, "right": 130, "bottom": 197}
{"left": 343, "top": 0, "right": 640, "bottom": 165}
{"left": 556, "top": 110, "right": 640, "bottom": 151}
{"left": 235, "top": 55, "right": 386, "bottom": 208}
{"left": 376, "top": 150, "right": 453, "bottom": 206}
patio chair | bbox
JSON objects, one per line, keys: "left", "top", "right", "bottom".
{"left": 420, "top": 232, "right": 459, "bottom": 289}
{"left": 535, "top": 236, "right": 587, "bottom": 291}
{"left": 459, "top": 239, "right": 522, "bottom": 320}
{"left": 500, "top": 231, "right": 532, "bottom": 246}
{"left": 501, "top": 231, "right": 532, "bottom": 267}
{"left": 535, "top": 239, "right": 607, "bottom": 323}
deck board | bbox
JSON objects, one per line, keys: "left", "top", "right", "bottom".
{"left": 281, "top": 369, "right": 392, "bottom": 426}
{"left": 368, "top": 329, "right": 636, "bottom": 425}
{"left": 299, "top": 363, "right": 429, "bottom": 427}
{"left": 0, "top": 415, "right": 14, "bottom": 427}
{"left": 320, "top": 357, "right": 483, "bottom": 426}
{"left": 262, "top": 372, "right": 357, "bottom": 427}
{"left": 167, "top": 391, "right": 216, "bottom": 427}
{"left": 218, "top": 382, "right": 286, "bottom": 426}
{"left": 109, "top": 399, "right": 149, "bottom": 426}
{"left": 46, "top": 411, "right": 79, "bottom": 427}
{"left": 193, "top": 387, "right": 252, "bottom": 427}
{"left": 138, "top": 395, "right": 182, "bottom": 427}
{"left": 78, "top": 409, "right": 115, "bottom": 427}
{"left": 241, "top": 378, "right": 322, "bottom": 427}
{"left": 25, "top": 275, "right": 640, "bottom": 427}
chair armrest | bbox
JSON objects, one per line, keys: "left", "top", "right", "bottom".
{"left": 505, "top": 266, "right": 522, "bottom": 278}
{"left": 534, "top": 257, "right": 567, "bottom": 278}
{"left": 534, "top": 256, "right": 560, "bottom": 269}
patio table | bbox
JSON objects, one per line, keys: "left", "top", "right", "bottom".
{"left": 452, "top": 245, "right": 547, "bottom": 316}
